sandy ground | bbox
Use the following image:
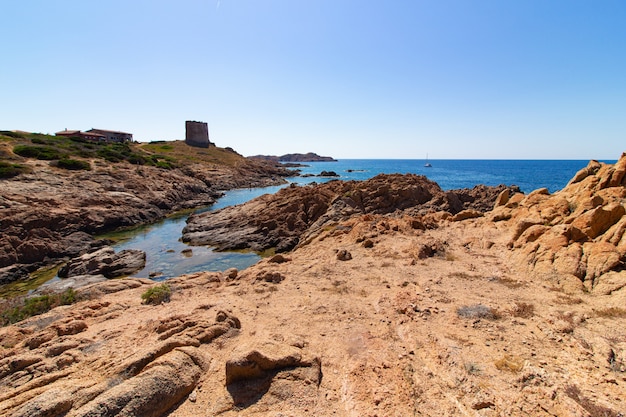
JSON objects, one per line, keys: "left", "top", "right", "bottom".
{"left": 3, "top": 211, "right": 623, "bottom": 416}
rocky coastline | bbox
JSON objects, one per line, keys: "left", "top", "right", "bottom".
{"left": 0, "top": 155, "right": 292, "bottom": 284}
{"left": 182, "top": 174, "right": 518, "bottom": 253}
{"left": 1, "top": 153, "right": 626, "bottom": 416}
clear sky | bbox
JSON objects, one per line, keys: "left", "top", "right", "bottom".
{"left": 1, "top": 1, "right": 625, "bottom": 159}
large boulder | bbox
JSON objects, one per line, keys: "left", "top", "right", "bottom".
{"left": 225, "top": 342, "right": 321, "bottom": 407}
{"left": 57, "top": 247, "right": 146, "bottom": 279}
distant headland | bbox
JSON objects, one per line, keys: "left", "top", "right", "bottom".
{"left": 248, "top": 152, "right": 337, "bottom": 162}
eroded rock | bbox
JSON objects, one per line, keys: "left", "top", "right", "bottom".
{"left": 183, "top": 174, "right": 513, "bottom": 253}
{"left": 57, "top": 247, "right": 146, "bottom": 279}
{"left": 225, "top": 342, "right": 321, "bottom": 407}
{"left": 506, "top": 152, "right": 626, "bottom": 290}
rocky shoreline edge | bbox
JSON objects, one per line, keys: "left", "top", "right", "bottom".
{"left": 0, "top": 156, "right": 292, "bottom": 285}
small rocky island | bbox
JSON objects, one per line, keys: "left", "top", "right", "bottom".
{"left": 1, "top": 133, "right": 626, "bottom": 417}
{"left": 248, "top": 152, "right": 337, "bottom": 162}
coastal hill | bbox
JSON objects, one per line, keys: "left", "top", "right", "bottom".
{"left": 1, "top": 152, "right": 625, "bottom": 416}
{"left": 248, "top": 152, "right": 337, "bottom": 162}
{"left": 0, "top": 132, "right": 293, "bottom": 284}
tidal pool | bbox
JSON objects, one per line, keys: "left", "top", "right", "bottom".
{"left": 109, "top": 184, "right": 288, "bottom": 280}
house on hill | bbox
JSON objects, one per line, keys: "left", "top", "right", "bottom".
{"left": 87, "top": 128, "right": 133, "bottom": 143}
{"left": 56, "top": 128, "right": 133, "bottom": 143}
{"left": 55, "top": 129, "right": 106, "bottom": 141}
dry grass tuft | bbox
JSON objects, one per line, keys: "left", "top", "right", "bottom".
{"left": 494, "top": 355, "right": 524, "bottom": 372}
{"left": 456, "top": 304, "right": 501, "bottom": 320}
{"left": 608, "top": 349, "right": 625, "bottom": 373}
{"left": 564, "top": 385, "right": 621, "bottom": 417}
{"left": 493, "top": 276, "right": 524, "bottom": 288}
{"left": 554, "top": 294, "right": 584, "bottom": 305}
{"left": 594, "top": 307, "right": 626, "bottom": 318}
{"left": 554, "top": 310, "right": 586, "bottom": 334}
{"left": 449, "top": 271, "right": 479, "bottom": 280}
{"left": 464, "top": 362, "right": 481, "bottom": 375}
{"left": 509, "top": 302, "right": 535, "bottom": 318}
{"left": 321, "top": 280, "right": 350, "bottom": 294}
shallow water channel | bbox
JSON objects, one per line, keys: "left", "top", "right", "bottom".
{"left": 0, "top": 184, "right": 291, "bottom": 298}
{"left": 109, "top": 184, "right": 289, "bottom": 280}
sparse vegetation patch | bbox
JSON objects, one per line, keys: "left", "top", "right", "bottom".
{"left": 57, "top": 158, "right": 91, "bottom": 171}
{"left": 456, "top": 304, "right": 501, "bottom": 320}
{"left": 564, "top": 385, "right": 620, "bottom": 417}
{"left": 509, "top": 302, "right": 535, "bottom": 318}
{"left": 494, "top": 355, "right": 524, "bottom": 372}
{"left": 141, "top": 284, "right": 171, "bottom": 305}
{"left": 13, "top": 144, "right": 63, "bottom": 160}
{"left": 464, "top": 362, "right": 481, "bottom": 375}
{"left": 594, "top": 307, "right": 626, "bottom": 318}
{"left": 0, "top": 288, "right": 77, "bottom": 326}
{"left": 492, "top": 276, "right": 524, "bottom": 288}
{"left": 554, "top": 294, "right": 584, "bottom": 305}
{"left": 0, "top": 161, "right": 30, "bottom": 178}
{"left": 2, "top": 132, "right": 181, "bottom": 169}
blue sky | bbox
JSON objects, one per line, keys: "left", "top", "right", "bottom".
{"left": 1, "top": 0, "right": 624, "bottom": 159}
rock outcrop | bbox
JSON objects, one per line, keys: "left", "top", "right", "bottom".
{"left": 182, "top": 173, "right": 516, "bottom": 253}
{"left": 225, "top": 344, "right": 321, "bottom": 408}
{"left": 495, "top": 153, "right": 626, "bottom": 292}
{"left": 57, "top": 247, "right": 146, "bottom": 279}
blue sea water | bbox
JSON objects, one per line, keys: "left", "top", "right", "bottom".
{"left": 290, "top": 159, "right": 614, "bottom": 193}
{"left": 111, "top": 158, "right": 614, "bottom": 279}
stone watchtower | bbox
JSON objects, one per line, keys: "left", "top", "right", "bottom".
{"left": 185, "top": 121, "right": 212, "bottom": 148}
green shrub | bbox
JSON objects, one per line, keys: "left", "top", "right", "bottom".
{"left": 97, "top": 147, "right": 125, "bottom": 162}
{"left": 0, "top": 130, "right": 26, "bottom": 139}
{"left": 31, "top": 137, "right": 48, "bottom": 144}
{"left": 0, "top": 288, "right": 77, "bottom": 326}
{"left": 127, "top": 154, "right": 147, "bottom": 165}
{"left": 108, "top": 143, "right": 133, "bottom": 155}
{"left": 0, "top": 161, "right": 29, "bottom": 178}
{"left": 156, "top": 161, "right": 173, "bottom": 169}
{"left": 141, "top": 284, "right": 171, "bottom": 305}
{"left": 21, "top": 295, "right": 53, "bottom": 318}
{"left": 13, "top": 145, "right": 62, "bottom": 160}
{"left": 60, "top": 288, "right": 77, "bottom": 304}
{"left": 69, "top": 136, "right": 91, "bottom": 144}
{"left": 57, "top": 158, "right": 91, "bottom": 171}
{"left": 74, "top": 148, "right": 96, "bottom": 158}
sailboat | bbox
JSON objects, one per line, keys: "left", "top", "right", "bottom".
{"left": 424, "top": 154, "right": 432, "bottom": 167}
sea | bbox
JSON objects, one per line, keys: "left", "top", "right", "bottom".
{"left": 108, "top": 158, "right": 614, "bottom": 281}
{"left": 288, "top": 159, "right": 610, "bottom": 193}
